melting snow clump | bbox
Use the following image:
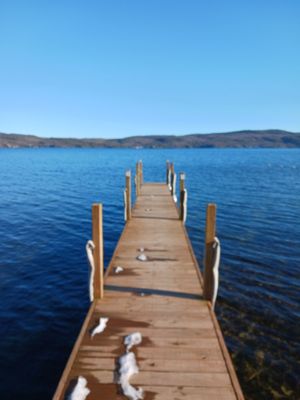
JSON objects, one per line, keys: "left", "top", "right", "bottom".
{"left": 68, "top": 376, "right": 90, "bottom": 400}
{"left": 124, "top": 332, "right": 142, "bottom": 351}
{"left": 91, "top": 317, "right": 109, "bottom": 338}
{"left": 137, "top": 254, "right": 147, "bottom": 262}
{"left": 118, "top": 352, "right": 144, "bottom": 400}
{"left": 115, "top": 266, "right": 124, "bottom": 274}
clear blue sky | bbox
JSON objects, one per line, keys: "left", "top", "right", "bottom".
{"left": 0, "top": 0, "right": 299, "bottom": 138}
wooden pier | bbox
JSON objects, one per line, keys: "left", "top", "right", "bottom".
{"left": 53, "top": 162, "right": 244, "bottom": 400}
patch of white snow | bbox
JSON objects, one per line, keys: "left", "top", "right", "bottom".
{"left": 118, "top": 352, "right": 144, "bottom": 400}
{"left": 91, "top": 317, "right": 109, "bottom": 338}
{"left": 68, "top": 376, "right": 90, "bottom": 400}
{"left": 124, "top": 332, "right": 142, "bottom": 351}
{"left": 137, "top": 254, "right": 147, "bottom": 262}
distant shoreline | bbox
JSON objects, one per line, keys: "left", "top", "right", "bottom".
{"left": 1, "top": 129, "right": 300, "bottom": 148}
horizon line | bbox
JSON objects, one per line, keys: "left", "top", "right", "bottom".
{"left": 1, "top": 128, "right": 300, "bottom": 141}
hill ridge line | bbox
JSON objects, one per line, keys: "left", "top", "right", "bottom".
{"left": 1, "top": 129, "right": 300, "bottom": 148}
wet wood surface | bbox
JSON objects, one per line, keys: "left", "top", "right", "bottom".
{"left": 53, "top": 183, "right": 244, "bottom": 400}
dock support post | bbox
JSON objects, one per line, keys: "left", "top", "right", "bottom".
{"left": 171, "top": 170, "right": 177, "bottom": 201}
{"left": 166, "top": 160, "right": 170, "bottom": 184}
{"left": 139, "top": 160, "right": 143, "bottom": 185}
{"left": 179, "top": 172, "right": 185, "bottom": 220}
{"left": 135, "top": 162, "right": 140, "bottom": 197}
{"left": 125, "top": 170, "right": 131, "bottom": 220}
{"left": 92, "top": 204, "right": 104, "bottom": 299}
{"left": 203, "top": 203, "right": 216, "bottom": 301}
{"left": 170, "top": 162, "right": 174, "bottom": 193}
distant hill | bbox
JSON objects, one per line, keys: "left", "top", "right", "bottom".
{"left": 1, "top": 130, "right": 300, "bottom": 148}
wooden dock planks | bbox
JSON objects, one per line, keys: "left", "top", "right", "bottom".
{"left": 53, "top": 183, "right": 244, "bottom": 400}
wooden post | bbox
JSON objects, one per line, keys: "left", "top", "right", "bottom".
{"left": 203, "top": 203, "right": 216, "bottom": 301}
{"left": 136, "top": 162, "right": 140, "bottom": 197}
{"left": 170, "top": 162, "right": 174, "bottom": 175}
{"left": 125, "top": 170, "right": 131, "bottom": 220}
{"left": 139, "top": 160, "right": 143, "bottom": 185}
{"left": 92, "top": 204, "right": 104, "bottom": 299}
{"left": 170, "top": 162, "right": 174, "bottom": 193}
{"left": 179, "top": 172, "right": 185, "bottom": 220}
{"left": 166, "top": 160, "right": 170, "bottom": 184}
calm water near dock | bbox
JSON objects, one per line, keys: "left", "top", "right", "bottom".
{"left": 0, "top": 148, "right": 299, "bottom": 399}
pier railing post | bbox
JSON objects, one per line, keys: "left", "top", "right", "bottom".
{"left": 125, "top": 170, "right": 131, "bottom": 220}
{"left": 166, "top": 160, "right": 170, "bottom": 184}
{"left": 170, "top": 162, "right": 174, "bottom": 193}
{"left": 203, "top": 203, "right": 216, "bottom": 301}
{"left": 92, "top": 204, "right": 104, "bottom": 299}
{"left": 139, "top": 160, "right": 143, "bottom": 185}
{"left": 179, "top": 172, "right": 185, "bottom": 220}
{"left": 135, "top": 162, "right": 140, "bottom": 197}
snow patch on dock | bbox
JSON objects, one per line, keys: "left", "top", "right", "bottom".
{"left": 137, "top": 253, "right": 147, "bottom": 261}
{"left": 124, "top": 332, "right": 142, "bottom": 351}
{"left": 91, "top": 317, "right": 109, "bottom": 338}
{"left": 68, "top": 376, "right": 90, "bottom": 400}
{"left": 118, "top": 352, "right": 144, "bottom": 400}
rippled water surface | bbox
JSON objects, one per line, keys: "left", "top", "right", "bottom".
{"left": 0, "top": 148, "right": 299, "bottom": 399}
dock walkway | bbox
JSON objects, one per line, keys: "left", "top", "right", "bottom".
{"left": 54, "top": 181, "right": 244, "bottom": 399}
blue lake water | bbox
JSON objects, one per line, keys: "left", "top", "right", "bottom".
{"left": 0, "top": 148, "right": 299, "bottom": 399}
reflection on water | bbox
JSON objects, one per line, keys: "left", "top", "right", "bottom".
{"left": 0, "top": 148, "right": 299, "bottom": 399}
